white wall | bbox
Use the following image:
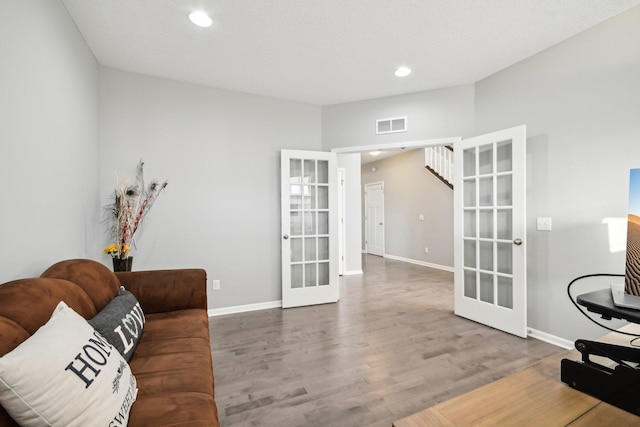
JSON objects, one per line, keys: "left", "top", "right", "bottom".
{"left": 98, "top": 68, "right": 322, "bottom": 309}
{"left": 474, "top": 6, "right": 640, "bottom": 341}
{"left": 0, "top": 0, "right": 99, "bottom": 282}
{"left": 362, "top": 149, "right": 453, "bottom": 268}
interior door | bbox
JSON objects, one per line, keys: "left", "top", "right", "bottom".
{"left": 281, "top": 150, "right": 338, "bottom": 308}
{"left": 453, "top": 125, "right": 527, "bottom": 338}
{"left": 365, "top": 182, "right": 384, "bottom": 256}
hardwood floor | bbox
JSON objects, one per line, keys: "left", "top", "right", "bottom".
{"left": 210, "top": 255, "right": 565, "bottom": 427}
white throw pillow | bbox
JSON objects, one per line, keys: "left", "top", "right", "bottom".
{"left": 0, "top": 301, "right": 138, "bottom": 427}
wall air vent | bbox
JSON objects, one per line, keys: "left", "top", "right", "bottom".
{"left": 376, "top": 116, "right": 407, "bottom": 135}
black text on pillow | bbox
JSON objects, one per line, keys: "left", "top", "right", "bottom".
{"left": 89, "top": 288, "right": 146, "bottom": 361}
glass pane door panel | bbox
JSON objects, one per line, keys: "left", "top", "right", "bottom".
{"left": 317, "top": 212, "right": 328, "bottom": 234}
{"left": 290, "top": 185, "right": 303, "bottom": 209}
{"left": 478, "top": 145, "right": 493, "bottom": 175}
{"left": 318, "top": 237, "right": 329, "bottom": 260}
{"left": 464, "top": 179, "right": 476, "bottom": 207}
{"left": 317, "top": 186, "right": 328, "bottom": 209}
{"left": 304, "top": 160, "right": 316, "bottom": 183}
{"left": 497, "top": 175, "right": 512, "bottom": 206}
{"left": 479, "top": 210, "right": 493, "bottom": 239}
{"left": 480, "top": 273, "right": 494, "bottom": 303}
{"left": 290, "top": 159, "right": 302, "bottom": 183}
{"left": 317, "top": 160, "right": 329, "bottom": 184}
{"left": 318, "top": 262, "right": 329, "bottom": 286}
{"left": 291, "top": 264, "right": 303, "bottom": 288}
{"left": 496, "top": 140, "right": 513, "bottom": 173}
{"left": 303, "top": 185, "right": 316, "bottom": 209}
{"left": 497, "top": 242, "right": 513, "bottom": 274}
{"left": 479, "top": 177, "right": 493, "bottom": 206}
{"left": 479, "top": 241, "right": 493, "bottom": 271}
{"left": 291, "top": 238, "right": 303, "bottom": 262}
{"left": 464, "top": 240, "right": 476, "bottom": 268}
{"left": 304, "top": 237, "right": 316, "bottom": 261}
{"left": 464, "top": 269, "right": 477, "bottom": 298}
{"left": 463, "top": 148, "right": 476, "bottom": 177}
{"left": 464, "top": 210, "right": 476, "bottom": 237}
{"left": 304, "top": 212, "right": 316, "bottom": 235}
{"left": 291, "top": 212, "right": 302, "bottom": 236}
{"left": 498, "top": 276, "right": 514, "bottom": 309}
{"left": 497, "top": 209, "right": 512, "bottom": 240}
{"left": 305, "top": 264, "right": 317, "bottom": 287}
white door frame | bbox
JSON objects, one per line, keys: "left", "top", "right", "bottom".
{"left": 338, "top": 168, "right": 346, "bottom": 275}
{"left": 332, "top": 137, "right": 462, "bottom": 268}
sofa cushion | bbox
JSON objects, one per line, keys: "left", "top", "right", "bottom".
{"left": 130, "top": 310, "right": 214, "bottom": 397}
{"left": 0, "top": 278, "right": 96, "bottom": 340}
{"left": 90, "top": 287, "right": 145, "bottom": 361}
{"left": 127, "top": 309, "right": 218, "bottom": 426}
{"left": 0, "top": 302, "right": 138, "bottom": 427}
{"left": 128, "top": 393, "right": 218, "bottom": 427}
{"left": 42, "top": 259, "right": 120, "bottom": 312}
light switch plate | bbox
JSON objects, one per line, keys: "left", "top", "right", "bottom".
{"left": 536, "top": 217, "right": 552, "bottom": 231}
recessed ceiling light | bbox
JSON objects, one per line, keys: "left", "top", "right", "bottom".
{"left": 188, "top": 11, "right": 213, "bottom": 28}
{"left": 394, "top": 67, "right": 411, "bottom": 77}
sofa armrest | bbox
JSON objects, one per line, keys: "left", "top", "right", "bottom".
{"left": 114, "top": 269, "right": 207, "bottom": 314}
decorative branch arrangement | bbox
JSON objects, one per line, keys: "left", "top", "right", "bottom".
{"left": 104, "top": 161, "right": 168, "bottom": 260}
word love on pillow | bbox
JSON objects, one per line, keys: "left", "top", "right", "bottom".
{"left": 90, "top": 288, "right": 145, "bottom": 361}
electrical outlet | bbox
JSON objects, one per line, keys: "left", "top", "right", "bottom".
{"left": 212, "top": 279, "right": 220, "bottom": 291}
{"left": 424, "top": 247, "right": 429, "bottom": 254}
{"left": 418, "top": 214, "right": 425, "bottom": 221}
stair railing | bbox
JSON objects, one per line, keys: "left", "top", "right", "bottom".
{"left": 425, "top": 146, "right": 453, "bottom": 189}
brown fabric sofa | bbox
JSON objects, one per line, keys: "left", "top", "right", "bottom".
{"left": 0, "top": 259, "right": 220, "bottom": 427}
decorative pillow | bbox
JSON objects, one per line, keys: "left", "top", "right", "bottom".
{"left": 0, "top": 301, "right": 138, "bottom": 427}
{"left": 89, "top": 287, "right": 145, "bottom": 361}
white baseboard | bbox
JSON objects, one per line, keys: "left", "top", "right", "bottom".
{"left": 343, "top": 270, "right": 364, "bottom": 276}
{"left": 383, "top": 254, "right": 454, "bottom": 273}
{"left": 527, "top": 327, "right": 573, "bottom": 350}
{"left": 208, "top": 300, "right": 282, "bottom": 317}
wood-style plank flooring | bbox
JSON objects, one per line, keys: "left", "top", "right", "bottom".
{"left": 210, "top": 255, "right": 565, "bottom": 427}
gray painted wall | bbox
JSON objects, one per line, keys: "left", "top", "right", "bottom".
{"left": 474, "top": 6, "right": 640, "bottom": 341}
{"left": 362, "top": 149, "right": 453, "bottom": 268}
{"left": 0, "top": 0, "right": 99, "bottom": 282}
{"left": 98, "top": 68, "right": 322, "bottom": 309}
{"left": 322, "top": 84, "right": 475, "bottom": 150}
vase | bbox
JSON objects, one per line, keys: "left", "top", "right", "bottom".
{"left": 112, "top": 257, "right": 133, "bottom": 272}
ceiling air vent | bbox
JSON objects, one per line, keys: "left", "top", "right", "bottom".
{"left": 376, "top": 116, "right": 407, "bottom": 135}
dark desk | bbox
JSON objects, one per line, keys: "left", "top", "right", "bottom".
{"left": 577, "top": 288, "right": 640, "bottom": 323}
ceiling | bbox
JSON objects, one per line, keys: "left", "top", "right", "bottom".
{"left": 62, "top": 1, "right": 640, "bottom": 106}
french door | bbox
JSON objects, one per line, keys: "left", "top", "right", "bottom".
{"left": 453, "top": 125, "right": 527, "bottom": 337}
{"left": 281, "top": 150, "right": 339, "bottom": 308}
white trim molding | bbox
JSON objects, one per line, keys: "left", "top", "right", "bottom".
{"left": 527, "top": 327, "right": 573, "bottom": 350}
{"left": 208, "top": 300, "right": 282, "bottom": 317}
{"left": 343, "top": 270, "right": 364, "bottom": 276}
{"left": 383, "top": 254, "right": 454, "bottom": 273}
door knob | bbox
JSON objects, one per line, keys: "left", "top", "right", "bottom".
{"left": 513, "top": 238, "right": 523, "bottom": 246}
{"left": 283, "top": 235, "right": 289, "bottom": 240}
